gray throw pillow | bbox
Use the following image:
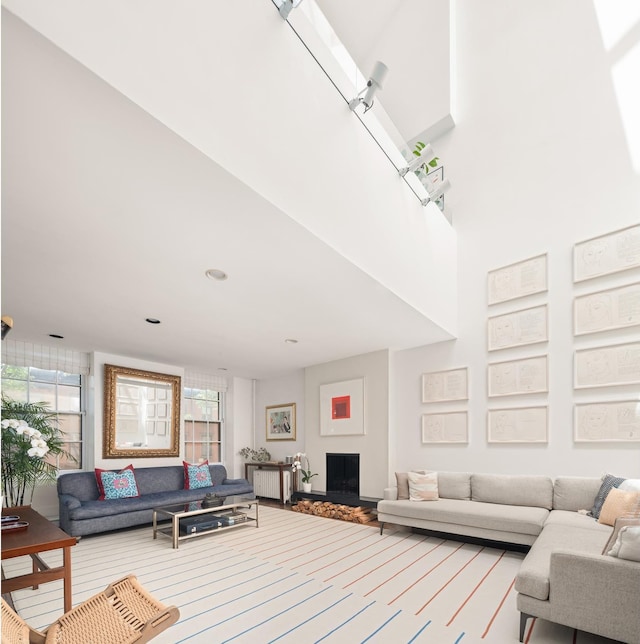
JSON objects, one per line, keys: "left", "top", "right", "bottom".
{"left": 589, "top": 473, "right": 626, "bottom": 519}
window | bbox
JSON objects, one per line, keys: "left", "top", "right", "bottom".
{"left": 183, "top": 387, "right": 222, "bottom": 463}
{"left": 1, "top": 364, "right": 83, "bottom": 470}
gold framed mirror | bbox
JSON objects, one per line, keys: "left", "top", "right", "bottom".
{"left": 103, "top": 364, "right": 181, "bottom": 458}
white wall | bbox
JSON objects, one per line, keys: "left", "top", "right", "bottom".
{"left": 391, "top": 0, "right": 640, "bottom": 480}
{"left": 304, "top": 351, "right": 389, "bottom": 497}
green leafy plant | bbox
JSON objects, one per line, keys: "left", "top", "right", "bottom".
{"left": 1, "top": 396, "right": 71, "bottom": 507}
{"left": 292, "top": 452, "right": 317, "bottom": 484}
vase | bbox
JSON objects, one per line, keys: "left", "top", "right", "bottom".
{"left": 302, "top": 482, "right": 312, "bottom": 493}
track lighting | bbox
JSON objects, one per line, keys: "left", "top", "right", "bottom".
{"left": 279, "top": 0, "right": 303, "bottom": 20}
{"left": 348, "top": 61, "right": 388, "bottom": 113}
{"left": 399, "top": 144, "right": 437, "bottom": 177}
{"left": 421, "top": 178, "right": 451, "bottom": 206}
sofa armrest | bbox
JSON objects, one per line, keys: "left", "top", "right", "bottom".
{"left": 58, "top": 493, "right": 81, "bottom": 535}
{"left": 383, "top": 487, "right": 398, "bottom": 501}
{"left": 549, "top": 550, "right": 640, "bottom": 642}
{"left": 222, "top": 478, "right": 249, "bottom": 486}
{"left": 59, "top": 493, "right": 81, "bottom": 510}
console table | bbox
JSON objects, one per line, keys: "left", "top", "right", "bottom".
{"left": 245, "top": 462, "right": 297, "bottom": 503}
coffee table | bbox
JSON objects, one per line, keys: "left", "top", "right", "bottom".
{"left": 1, "top": 506, "right": 77, "bottom": 612}
{"left": 152, "top": 496, "right": 258, "bottom": 549}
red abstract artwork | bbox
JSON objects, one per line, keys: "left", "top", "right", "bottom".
{"left": 332, "top": 395, "right": 351, "bottom": 420}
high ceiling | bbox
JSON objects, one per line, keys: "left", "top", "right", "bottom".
{"left": 1, "top": 2, "right": 454, "bottom": 380}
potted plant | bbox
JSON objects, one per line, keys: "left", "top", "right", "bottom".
{"left": 1, "top": 396, "right": 71, "bottom": 507}
{"left": 293, "top": 453, "right": 317, "bottom": 493}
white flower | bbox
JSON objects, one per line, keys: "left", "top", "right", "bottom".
{"left": 27, "top": 445, "right": 48, "bottom": 458}
{"left": 31, "top": 437, "right": 48, "bottom": 450}
{"left": 2, "top": 418, "right": 21, "bottom": 429}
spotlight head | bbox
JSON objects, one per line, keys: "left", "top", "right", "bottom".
{"left": 399, "top": 143, "right": 436, "bottom": 177}
{"left": 349, "top": 60, "right": 388, "bottom": 112}
{"left": 427, "top": 178, "right": 451, "bottom": 203}
{"left": 279, "top": 0, "right": 303, "bottom": 20}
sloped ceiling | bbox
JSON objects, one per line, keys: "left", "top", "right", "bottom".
{"left": 1, "top": 3, "right": 455, "bottom": 380}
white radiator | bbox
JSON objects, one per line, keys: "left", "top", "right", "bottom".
{"left": 253, "top": 469, "right": 291, "bottom": 503}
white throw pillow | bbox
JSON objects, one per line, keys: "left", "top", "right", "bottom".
{"left": 619, "top": 478, "right": 640, "bottom": 492}
{"left": 608, "top": 526, "right": 640, "bottom": 562}
{"left": 408, "top": 470, "right": 439, "bottom": 501}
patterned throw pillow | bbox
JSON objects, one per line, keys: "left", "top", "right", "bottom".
{"left": 408, "top": 471, "right": 439, "bottom": 501}
{"left": 588, "top": 473, "right": 626, "bottom": 519}
{"left": 183, "top": 461, "right": 213, "bottom": 490}
{"left": 396, "top": 470, "right": 426, "bottom": 500}
{"left": 95, "top": 465, "right": 140, "bottom": 500}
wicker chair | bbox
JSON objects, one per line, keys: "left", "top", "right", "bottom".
{"left": 1, "top": 575, "right": 179, "bottom": 644}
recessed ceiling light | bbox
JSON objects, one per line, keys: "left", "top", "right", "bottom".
{"left": 205, "top": 269, "right": 228, "bottom": 281}
{"left": 284, "top": 338, "right": 298, "bottom": 344}
{"left": 145, "top": 318, "right": 161, "bottom": 324}
{"left": 49, "top": 334, "right": 64, "bottom": 339}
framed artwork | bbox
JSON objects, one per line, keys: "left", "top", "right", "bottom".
{"left": 320, "top": 378, "right": 364, "bottom": 436}
{"left": 487, "top": 254, "right": 547, "bottom": 305}
{"left": 488, "top": 304, "right": 548, "bottom": 351}
{"left": 487, "top": 406, "right": 548, "bottom": 443}
{"left": 574, "top": 224, "right": 640, "bottom": 282}
{"left": 265, "top": 403, "right": 296, "bottom": 441}
{"left": 422, "top": 367, "right": 468, "bottom": 403}
{"left": 488, "top": 355, "right": 548, "bottom": 397}
{"left": 573, "top": 282, "right": 640, "bottom": 336}
{"left": 574, "top": 341, "right": 640, "bottom": 389}
{"left": 574, "top": 401, "right": 640, "bottom": 442}
{"left": 421, "top": 411, "right": 468, "bottom": 444}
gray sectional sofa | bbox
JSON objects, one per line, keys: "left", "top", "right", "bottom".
{"left": 377, "top": 472, "right": 640, "bottom": 644}
{"left": 58, "top": 464, "right": 254, "bottom": 537}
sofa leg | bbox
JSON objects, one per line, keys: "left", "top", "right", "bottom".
{"left": 379, "top": 522, "right": 385, "bottom": 535}
{"left": 519, "top": 612, "right": 532, "bottom": 642}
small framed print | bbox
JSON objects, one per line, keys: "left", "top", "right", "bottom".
{"left": 421, "top": 412, "right": 468, "bottom": 444}
{"left": 574, "top": 341, "right": 640, "bottom": 389}
{"left": 422, "top": 368, "right": 468, "bottom": 403}
{"left": 488, "top": 355, "right": 548, "bottom": 397}
{"left": 487, "top": 406, "right": 548, "bottom": 443}
{"left": 574, "top": 224, "right": 640, "bottom": 282}
{"left": 266, "top": 403, "right": 296, "bottom": 441}
{"left": 573, "top": 282, "right": 640, "bottom": 336}
{"left": 488, "top": 304, "right": 548, "bottom": 351}
{"left": 574, "top": 401, "right": 640, "bottom": 442}
{"left": 487, "top": 254, "right": 547, "bottom": 305}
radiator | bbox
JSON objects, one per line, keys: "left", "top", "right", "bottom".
{"left": 253, "top": 469, "right": 291, "bottom": 503}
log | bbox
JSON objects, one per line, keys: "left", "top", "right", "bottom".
{"left": 291, "top": 500, "right": 375, "bottom": 523}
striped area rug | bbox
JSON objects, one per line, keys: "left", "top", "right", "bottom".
{"left": 4, "top": 506, "right": 618, "bottom": 643}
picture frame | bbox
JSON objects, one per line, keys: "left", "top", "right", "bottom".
{"left": 574, "top": 401, "right": 640, "bottom": 442}
{"left": 265, "top": 403, "right": 296, "bottom": 441}
{"left": 487, "top": 304, "right": 548, "bottom": 351}
{"left": 487, "top": 355, "right": 548, "bottom": 397}
{"left": 574, "top": 341, "right": 640, "bottom": 389}
{"left": 320, "top": 378, "right": 365, "bottom": 436}
{"left": 573, "top": 282, "right": 640, "bottom": 336}
{"left": 574, "top": 224, "right": 640, "bottom": 283}
{"left": 421, "top": 367, "right": 468, "bottom": 403}
{"left": 487, "top": 253, "right": 547, "bottom": 306}
{"left": 421, "top": 411, "right": 468, "bottom": 444}
{"left": 487, "top": 406, "right": 548, "bottom": 443}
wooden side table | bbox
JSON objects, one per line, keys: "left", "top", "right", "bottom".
{"left": 2, "top": 506, "right": 77, "bottom": 612}
{"left": 244, "top": 462, "right": 297, "bottom": 503}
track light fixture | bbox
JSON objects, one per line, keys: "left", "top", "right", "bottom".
{"left": 279, "top": 0, "right": 303, "bottom": 20}
{"left": 348, "top": 61, "right": 388, "bottom": 113}
{"left": 399, "top": 144, "right": 437, "bottom": 177}
{"left": 421, "top": 178, "right": 451, "bottom": 206}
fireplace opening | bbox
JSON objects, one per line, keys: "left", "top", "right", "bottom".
{"left": 326, "top": 453, "right": 359, "bottom": 498}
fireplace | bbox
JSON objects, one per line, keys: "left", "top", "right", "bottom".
{"left": 326, "top": 453, "right": 359, "bottom": 499}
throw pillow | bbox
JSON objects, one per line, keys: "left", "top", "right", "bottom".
{"left": 608, "top": 526, "right": 640, "bottom": 562}
{"left": 588, "top": 473, "right": 626, "bottom": 519}
{"left": 408, "top": 470, "right": 439, "bottom": 501}
{"left": 598, "top": 488, "right": 640, "bottom": 526}
{"left": 620, "top": 478, "right": 640, "bottom": 492}
{"left": 95, "top": 465, "right": 140, "bottom": 501}
{"left": 396, "top": 470, "right": 426, "bottom": 500}
{"left": 183, "top": 460, "right": 213, "bottom": 490}
{"left": 602, "top": 516, "right": 640, "bottom": 555}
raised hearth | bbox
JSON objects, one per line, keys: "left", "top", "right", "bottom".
{"left": 290, "top": 490, "right": 379, "bottom": 509}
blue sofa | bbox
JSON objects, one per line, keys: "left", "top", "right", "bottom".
{"left": 57, "top": 464, "right": 254, "bottom": 537}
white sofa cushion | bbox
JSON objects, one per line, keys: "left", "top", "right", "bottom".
{"left": 471, "top": 473, "right": 553, "bottom": 509}
{"left": 552, "top": 476, "right": 602, "bottom": 511}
